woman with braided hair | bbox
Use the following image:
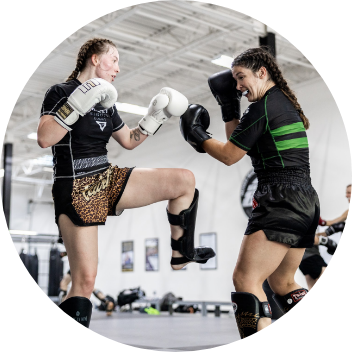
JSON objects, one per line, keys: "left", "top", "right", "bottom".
{"left": 180, "top": 47, "right": 320, "bottom": 338}
{"left": 37, "top": 38, "right": 215, "bottom": 328}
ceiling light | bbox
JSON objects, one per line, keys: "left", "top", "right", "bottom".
{"left": 27, "top": 132, "right": 37, "bottom": 140}
{"left": 115, "top": 102, "right": 148, "bottom": 116}
{"left": 211, "top": 55, "right": 233, "bottom": 69}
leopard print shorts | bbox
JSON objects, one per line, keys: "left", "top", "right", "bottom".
{"left": 52, "top": 165, "right": 134, "bottom": 227}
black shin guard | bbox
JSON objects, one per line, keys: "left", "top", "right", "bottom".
{"left": 59, "top": 296, "right": 93, "bottom": 328}
{"left": 272, "top": 288, "right": 308, "bottom": 314}
{"left": 167, "top": 189, "right": 215, "bottom": 265}
{"left": 231, "top": 292, "right": 272, "bottom": 339}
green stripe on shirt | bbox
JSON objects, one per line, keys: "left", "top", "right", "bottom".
{"left": 270, "top": 122, "right": 305, "bottom": 137}
{"left": 275, "top": 137, "right": 308, "bottom": 151}
{"left": 229, "top": 137, "right": 251, "bottom": 150}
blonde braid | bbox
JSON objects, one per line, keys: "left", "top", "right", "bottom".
{"left": 232, "top": 48, "right": 310, "bottom": 129}
{"left": 66, "top": 38, "right": 116, "bottom": 82}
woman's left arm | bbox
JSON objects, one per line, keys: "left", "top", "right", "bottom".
{"left": 112, "top": 124, "right": 148, "bottom": 150}
{"left": 202, "top": 139, "right": 247, "bottom": 166}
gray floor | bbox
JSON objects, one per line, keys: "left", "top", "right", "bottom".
{"left": 0, "top": 310, "right": 352, "bottom": 352}
{"left": 90, "top": 310, "right": 240, "bottom": 351}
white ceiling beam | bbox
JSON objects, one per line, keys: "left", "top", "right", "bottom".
{"left": 136, "top": 10, "right": 205, "bottom": 34}
{"left": 116, "top": 28, "right": 237, "bottom": 83}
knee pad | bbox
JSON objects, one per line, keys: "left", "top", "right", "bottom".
{"left": 272, "top": 288, "right": 308, "bottom": 314}
{"left": 59, "top": 296, "right": 93, "bottom": 328}
{"left": 167, "top": 189, "right": 215, "bottom": 265}
{"left": 231, "top": 292, "right": 272, "bottom": 339}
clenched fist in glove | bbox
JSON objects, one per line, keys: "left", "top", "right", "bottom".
{"left": 55, "top": 78, "right": 118, "bottom": 131}
{"left": 318, "top": 236, "right": 338, "bottom": 255}
{"left": 138, "top": 87, "right": 188, "bottom": 135}
{"left": 325, "top": 221, "right": 345, "bottom": 236}
{"left": 180, "top": 104, "right": 212, "bottom": 153}
{"left": 208, "top": 69, "right": 242, "bottom": 122}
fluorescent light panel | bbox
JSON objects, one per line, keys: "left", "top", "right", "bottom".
{"left": 115, "top": 102, "right": 147, "bottom": 116}
{"left": 211, "top": 55, "right": 233, "bottom": 69}
{"left": 27, "top": 132, "right": 37, "bottom": 140}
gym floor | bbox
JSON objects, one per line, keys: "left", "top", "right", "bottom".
{"left": 89, "top": 310, "right": 240, "bottom": 351}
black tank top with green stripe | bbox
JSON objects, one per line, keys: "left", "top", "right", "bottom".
{"left": 229, "top": 86, "right": 309, "bottom": 173}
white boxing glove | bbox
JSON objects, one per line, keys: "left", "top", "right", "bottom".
{"left": 138, "top": 87, "right": 188, "bottom": 135}
{"left": 55, "top": 78, "right": 118, "bottom": 131}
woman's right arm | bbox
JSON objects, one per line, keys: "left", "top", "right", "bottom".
{"left": 37, "top": 115, "right": 68, "bottom": 148}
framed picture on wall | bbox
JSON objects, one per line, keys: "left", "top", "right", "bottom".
{"left": 199, "top": 232, "right": 217, "bottom": 270}
{"left": 145, "top": 238, "right": 159, "bottom": 271}
{"left": 121, "top": 241, "right": 134, "bottom": 272}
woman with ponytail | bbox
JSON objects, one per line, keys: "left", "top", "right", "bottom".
{"left": 180, "top": 47, "right": 320, "bottom": 338}
{"left": 37, "top": 38, "right": 215, "bottom": 328}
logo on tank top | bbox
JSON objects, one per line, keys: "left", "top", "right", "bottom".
{"left": 96, "top": 121, "right": 107, "bottom": 131}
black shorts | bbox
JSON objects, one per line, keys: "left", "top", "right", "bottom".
{"left": 299, "top": 255, "right": 327, "bottom": 279}
{"left": 52, "top": 165, "right": 134, "bottom": 228}
{"left": 245, "top": 168, "right": 320, "bottom": 248}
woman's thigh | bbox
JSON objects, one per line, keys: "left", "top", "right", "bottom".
{"left": 116, "top": 167, "right": 195, "bottom": 211}
{"left": 234, "top": 230, "right": 291, "bottom": 285}
{"left": 59, "top": 214, "right": 98, "bottom": 279}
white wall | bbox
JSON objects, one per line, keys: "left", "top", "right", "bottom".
{"left": 9, "top": 76, "right": 351, "bottom": 301}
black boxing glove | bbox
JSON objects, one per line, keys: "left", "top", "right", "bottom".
{"left": 180, "top": 104, "right": 212, "bottom": 153}
{"left": 318, "top": 236, "right": 338, "bottom": 255}
{"left": 325, "top": 221, "right": 345, "bottom": 236}
{"left": 208, "top": 69, "right": 242, "bottom": 122}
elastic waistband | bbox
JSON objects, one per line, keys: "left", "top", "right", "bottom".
{"left": 257, "top": 167, "right": 311, "bottom": 186}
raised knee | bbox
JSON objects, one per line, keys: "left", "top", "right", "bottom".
{"left": 180, "top": 169, "right": 195, "bottom": 188}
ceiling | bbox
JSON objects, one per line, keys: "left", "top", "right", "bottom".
{"left": 3, "top": 1, "right": 319, "bottom": 188}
